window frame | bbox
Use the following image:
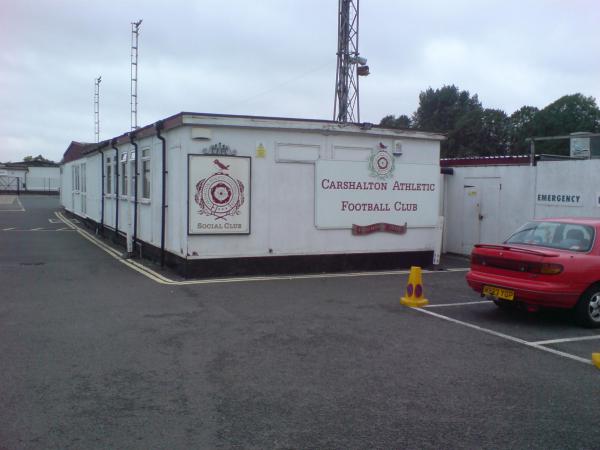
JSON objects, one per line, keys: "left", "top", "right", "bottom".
{"left": 141, "top": 148, "right": 151, "bottom": 201}
{"left": 120, "top": 152, "right": 128, "bottom": 197}
{"left": 106, "top": 157, "right": 112, "bottom": 195}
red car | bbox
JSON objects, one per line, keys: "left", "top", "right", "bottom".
{"left": 466, "top": 218, "right": 600, "bottom": 328}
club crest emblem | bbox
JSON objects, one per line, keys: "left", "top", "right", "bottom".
{"left": 368, "top": 145, "right": 395, "bottom": 179}
{"left": 194, "top": 159, "right": 245, "bottom": 220}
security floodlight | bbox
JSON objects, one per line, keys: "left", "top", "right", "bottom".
{"left": 350, "top": 55, "right": 367, "bottom": 65}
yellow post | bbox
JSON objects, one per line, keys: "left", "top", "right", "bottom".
{"left": 592, "top": 353, "right": 600, "bottom": 369}
{"left": 400, "top": 266, "right": 429, "bottom": 307}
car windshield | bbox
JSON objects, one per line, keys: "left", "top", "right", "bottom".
{"left": 505, "top": 221, "right": 595, "bottom": 252}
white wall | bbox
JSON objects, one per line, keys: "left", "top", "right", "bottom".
{"left": 180, "top": 126, "right": 441, "bottom": 259}
{"left": 444, "top": 159, "right": 600, "bottom": 255}
{"left": 26, "top": 166, "right": 60, "bottom": 191}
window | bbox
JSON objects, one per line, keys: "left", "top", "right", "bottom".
{"left": 72, "top": 165, "right": 80, "bottom": 191}
{"left": 121, "top": 153, "right": 128, "bottom": 196}
{"left": 81, "top": 163, "right": 86, "bottom": 194}
{"left": 506, "top": 221, "right": 594, "bottom": 252}
{"left": 106, "top": 157, "right": 112, "bottom": 194}
{"left": 130, "top": 151, "right": 136, "bottom": 197}
{"left": 142, "top": 148, "right": 151, "bottom": 199}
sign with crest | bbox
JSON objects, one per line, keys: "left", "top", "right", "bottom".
{"left": 188, "top": 155, "right": 251, "bottom": 234}
{"left": 315, "top": 149, "right": 439, "bottom": 230}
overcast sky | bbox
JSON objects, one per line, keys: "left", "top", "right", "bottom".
{"left": 1, "top": 0, "right": 599, "bottom": 162}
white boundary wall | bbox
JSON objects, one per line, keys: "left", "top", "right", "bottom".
{"left": 444, "top": 159, "right": 600, "bottom": 255}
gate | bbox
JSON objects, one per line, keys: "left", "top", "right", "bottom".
{"left": 0, "top": 176, "right": 20, "bottom": 194}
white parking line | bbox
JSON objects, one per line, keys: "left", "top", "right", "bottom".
{"left": 411, "top": 306, "right": 592, "bottom": 365}
{"left": 531, "top": 335, "right": 600, "bottom": 345}
{"left": 425, "top": 300, "right": 492, "bottom": 308}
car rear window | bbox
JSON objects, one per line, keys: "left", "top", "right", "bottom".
{"left": 505, "top": 221, "right": 595, "bottom": 252}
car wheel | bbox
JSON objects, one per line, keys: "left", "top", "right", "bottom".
{"left": 575, "top": 285, "right": 600, "bottom": 328}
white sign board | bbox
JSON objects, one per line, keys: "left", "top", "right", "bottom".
{"left": 315, "top": 156, "right": 439, "bottom": 229}
{"left": 188, "top": 155, "right": 251, "bottom": 234}
{"left": 536, "top": 192, "right": 583, "bottom": 207}
{"left": 570, "top": 137, "right": 590, "bottom": 158}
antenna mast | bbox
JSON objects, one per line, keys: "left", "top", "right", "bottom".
{"left": 333, "top": 0, "right": 369, "bottom": 123}
{"left": 94, "top": 76, "right": 101, "bottom": 142}
{"left": 130, "top": 19, "right": 142, "bottom": 130}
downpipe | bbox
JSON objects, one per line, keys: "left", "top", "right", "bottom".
{"left": 155, "top": 121, "right": 167, "bottom": 268}
{"left": 111, "top": 139, "right": 120, "bottom": 242}
{"left": 129, "top": 132, "right": 139, "bottom": 257}
{"left": 99, "top": 147, "right": 105, "bottom": 234}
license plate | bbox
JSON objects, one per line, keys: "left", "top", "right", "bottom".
{"left": 483, "top": 285, "right": 515, "bottom": 301}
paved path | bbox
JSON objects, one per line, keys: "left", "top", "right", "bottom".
{"left": 1, "top": 196, "right": 599, "bottom": 449}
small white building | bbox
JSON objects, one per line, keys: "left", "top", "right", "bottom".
{"left": 0, "top": 161, "right": 60, "bottom": 192}
{"left": 60, "top": 112, "right": 445, "bottom": 276}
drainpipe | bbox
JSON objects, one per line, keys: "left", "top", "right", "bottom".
{"left": 155, "top": 120, "right": 167, "bottom": 267}
{"left": 130, "top": 132, "right": 139, "bottom": 253}
{"left": 99, "top": 148, "right": 105, "bottom": 232}
{"left": 111, "top": 139, "right": 120, "bottom": 241}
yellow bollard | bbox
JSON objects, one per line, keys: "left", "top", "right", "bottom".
{"left": 400, "top": 266, "right": 429, "bottom": 307}
{"left": 592, "top": 353, "right": 600, "bottom": 369}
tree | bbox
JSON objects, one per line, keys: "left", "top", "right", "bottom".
{"left": 477, "top": 108, "right": 510, "bottom": 155}
{"left": 379, "top": 114, "right": 412, "bottom": 129}
{"left": 535, "top": 94, "right": 600, "bottom": 136}
{"left": 508, "top": 106, "right": 539, "bottom": 154}
{"left": 22, "top": 154, "right": 54, "bottom": 163}
{"left": 380, "top": 88, "right": 600, "bottom": 158}
{"left": 411, "top": 85, "right": 483, "bottom": 157}
{"left": 532, "top": 94, "right": 600, "bottom": 155}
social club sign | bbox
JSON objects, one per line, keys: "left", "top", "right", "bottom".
{"left": 315, "top": 153, "right": 439, "bottom": 229}
{"left": 188, "top": 155, "right": 251, "bottom": 234}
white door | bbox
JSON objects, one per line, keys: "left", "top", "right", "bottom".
{"left": 461, "top": 185, "right": 480, "bottom": 254}
{"left": 461, "top": 177, "right": 501, "bottom": 254}
{"left": 478, "top": 178, "right": 501, "bottom": 244}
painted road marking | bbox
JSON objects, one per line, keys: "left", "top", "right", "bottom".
{"left": 411, "top": 306, "right": 592, "bottom": 365}
{"left": 55, "top": 211, "right": 470, "bottom": 286}
{"left": 531, "top": 335, "right": 600, "bottom": 345}
{"left": 0, "top": 195, "right": 17, "bottom": 205}
{"left": 2, "top": 227, "right": 16, "bottom": 231}
{"left": 0, "top": 195, "right": 25, "bottom": 211}
{"left": 30, "top": 228, "right": 43, "bottom": 231}
{"left": 425, "top": 300, "right": 493, "bottom": 308}
{"left": 48, "top": 218, "right": 61, "bottom": 223}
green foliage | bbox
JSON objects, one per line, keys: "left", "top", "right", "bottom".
{"left": 536, "top": 94, "right": 600, "bottom": 136}
{"left": 509, "top": 106, "right": 539, "bottom": 154}
{"left": 379, "top": 114, "right": 412, "bottom": 129}
{"left": 380, "top": 88, "right": 600, "bottom": 158}
{"left": 411, "top": 85, "right": 485, "bottom": 157}
{"left": 22, "top": 154, "right": 53, "bottom": 163}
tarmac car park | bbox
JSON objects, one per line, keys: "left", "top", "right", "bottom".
{"left": 1, "top": 195, "right": 599, "bottom": 449}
